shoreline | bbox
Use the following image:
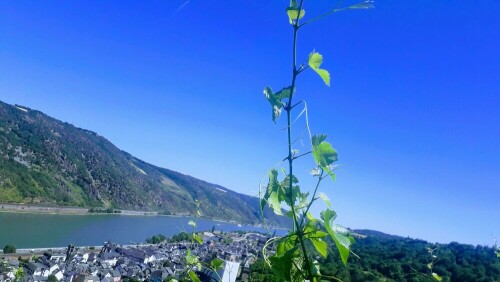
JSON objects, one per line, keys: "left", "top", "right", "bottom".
{"left": 0, "top": 203, "right": 288, "bottom": 230}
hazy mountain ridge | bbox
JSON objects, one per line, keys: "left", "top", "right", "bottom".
{"left": 0, "top": 101, "right": 289, "bottom": 226}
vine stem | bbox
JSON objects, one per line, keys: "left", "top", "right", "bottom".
{"left": 300, "top": 170, "right": 324, "bottom": 228}
{"left": 285, "top": 0, "right": 314, "bottom": 280}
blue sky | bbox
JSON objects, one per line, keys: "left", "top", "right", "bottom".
{"left": 0, "top": 0, "right": 498, "bottom": 245}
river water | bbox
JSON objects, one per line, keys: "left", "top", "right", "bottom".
{"left": 0, "top": 212, "right": 283, "bottom": 248}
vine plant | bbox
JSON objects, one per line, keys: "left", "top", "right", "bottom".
{"left": 172, "top": 200, "right": 224, "bottom": 282}
{"left": 260, "top": 1, "right": 373, "bottom": 281}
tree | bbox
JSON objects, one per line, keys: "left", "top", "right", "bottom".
{"left": 146, "top": 234, "right": 167, "bottom": 244}
{"left": 3, "top": 244, "right": 16, "bottom": 254}
{"left": 47, "top": 274, "right": 58, "bottom": 282}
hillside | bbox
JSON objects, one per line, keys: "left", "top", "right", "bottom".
{"left": 250, "top": 229, "right": 500, "bottom": 281}
{"left": 0, "top": 101, "right": 289, "bottom": 227}
{"left": 322, "top": 229, "right": 500, "bottom": 281}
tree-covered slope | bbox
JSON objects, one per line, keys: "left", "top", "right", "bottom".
{"left": 250, "top": 230, "right": 500, "bottom": 281}
{"left": 321, "top": 230, "right": 500, "bottom": 282}
{"left": 0, "top": 101, "right": 289, "bottom": 226}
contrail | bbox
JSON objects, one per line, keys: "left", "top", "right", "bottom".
{"left": 173, "top": 0, "right": 190, "bottom": 15}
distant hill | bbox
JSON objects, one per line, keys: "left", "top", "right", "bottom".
{"left": 320, "top": 229, "right": 500, "bottom": 281}
{"left": 352, "top": 229, "right": 405, "bottom": 240}
{"left": 0, "top": 101, "right": 289, "bottom": 227}
{"left": 250, "top": 229, "right": 500, "bottom": 281}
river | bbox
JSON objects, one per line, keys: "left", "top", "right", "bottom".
{"left": 0, "top": 212, "right": 284, "bottom": 248}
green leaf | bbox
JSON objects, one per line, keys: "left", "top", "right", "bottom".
{"left": 188, "top": 270, "right": 201, "bottom": 282}
{"left": 312, "top": 134, "right": 327, "bottom": 147}
{"left": 269, "top": 245, "right": 299, "bottom": 281}
{"left": 432, "top": 273, "right": 443, "bottom": 281}
{"left": 308, "top": 52, "right": 331, "bottom": 86}
{"left": 211, "top": 258, "right": 224, "bottom": 271}
{"left": 314, "top": 68, "right": 331, "bottom": 86}
{"left": 263, "top": 87, "right": 283, "bottom": 122}
{"left": 324, "top": 168, "right": 336, "bottom": 182}
{"left": 306, "top": 211, "right": 316, "bottom": 222}
{"left": 261, "top": 169, "right": 284, "bottom": 215}
{"left": 312, "top": 135, "right": 338, "bottom": 182}
{"left": 304, "top": 221, "right": 328, "bottom": 239}
{"left": 317, "top": 192, "right": 331, "bottom": 208}
{"left": 312, "top": 141, "right": 338, "bottom": 168}
{"left": 268, "top": 192, "right": 283, "bottom": 215}
{"left": 311, "top": 260, "right": 322, "bottom": 277}
{"left": 185, "top": 249, "right": 199, "bottom": 265}
{"left": 320, "top": 209, "right": 337, "bottom": 226}
{"left": 286, "top": 8, "right": 305, "bottom": 24}
{"left": 297, "top": 191, "right": 309, "bottom": 208}
{"left": 308, "top": 52, "right": 323, "bottom": 69}
{"left": 281, "top": 174, "right": 300, "bottom": 207}
{"left": 276, "top": 235, "right": 297, "bottom": 256}
{"left": 331, "top": 224, "right": 351, "bottom": 235}
{"left": 310, "top": 238, "right": 328, "bottom": 257}
{"left": 263, "top": 86, "right": 292, "bottom": 122}
{"left": 321, "top": 208, "right": 353, "bottom": 265}
{"left": 193, "top": 233, "right": 203, "bottom": 244}
{"left": 329, "top": 228, "right": 352, "bottom": 265}
{"left": 276, "top": 87, "right": 292, "bottom": 100}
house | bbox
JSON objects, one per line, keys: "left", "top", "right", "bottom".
{"left": 211, "top": 261, "right": 240, "bottom": 282}
{"left": 22, "top": 263, "right": 39, "bottom": 276}
{"left": 45, "top": 261, "right": 59, "bottom": 275}
{"left": 0, "top": 274, "right": 12, "bottom": 282}
{"left": 117, "top": 248, "right": 152, "bottom": 264}
{"left": 72, "top": 275, "right": 99, "bottom": 282}
{"left": 148, "top": 270, "right": 169, "bottom": 282}
{"left": 110, "top": 270, "right": 121, "bottom": 282}
{"left": 98, "top": 253, "right": 119, "bottom": 267}
{"left": 87, "top": 253, "right": 97, "bottom": 264}
{"left": 53, "top": 270, "right": 64, "bottom": 281}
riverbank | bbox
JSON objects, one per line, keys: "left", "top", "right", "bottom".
{"left": 0, "top": 203, "right": 157, "bottom": 216}
{"left": 0, "top": 203, "right": 286, "bottom": 229}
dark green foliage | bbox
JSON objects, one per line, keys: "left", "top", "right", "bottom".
{"left": 47, "top": 274, "right": 57, "bottom": 282}
{"left": 315, "top": 230, "right": 500, "bottom": 282}
{"left": 145, "top": 234, "right": 167, "bottom": 244}
{"left": 249, "top": 259, "right": 280, "bottom": 282}
{"left": 250, "top": 231, "right": 500, "bottom": 281}
{"left": 88, "top": 207, "right": 121, "bottom": 214}
{"left": 168, "top": 232, "right": 191, "bottom": 243}
{"left": 249, "top": 231, "right": 500, "bottom": 281}
{"left": 3, "top": 244, "right": 16, "bottom": 254}
{"left": 0, "top": 101, "right": 288, "bottom": 227}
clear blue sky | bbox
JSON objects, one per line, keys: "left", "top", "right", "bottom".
{"left": 0, "top": 1, "right": 498, "bottom": 245}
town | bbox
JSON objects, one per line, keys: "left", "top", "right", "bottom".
{"left": 0, "top": 231, "right": 271, "bottom": 282}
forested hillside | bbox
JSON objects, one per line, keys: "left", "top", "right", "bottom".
{"left": 0, "top": 101, "right": 289, "bottom": 226}
{"left": 250, "top": 230, "right": 500, "bottom": 282}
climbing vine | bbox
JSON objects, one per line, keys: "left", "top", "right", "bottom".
{"left": 260, "top": 1, "right": 374, "bottom": 281}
